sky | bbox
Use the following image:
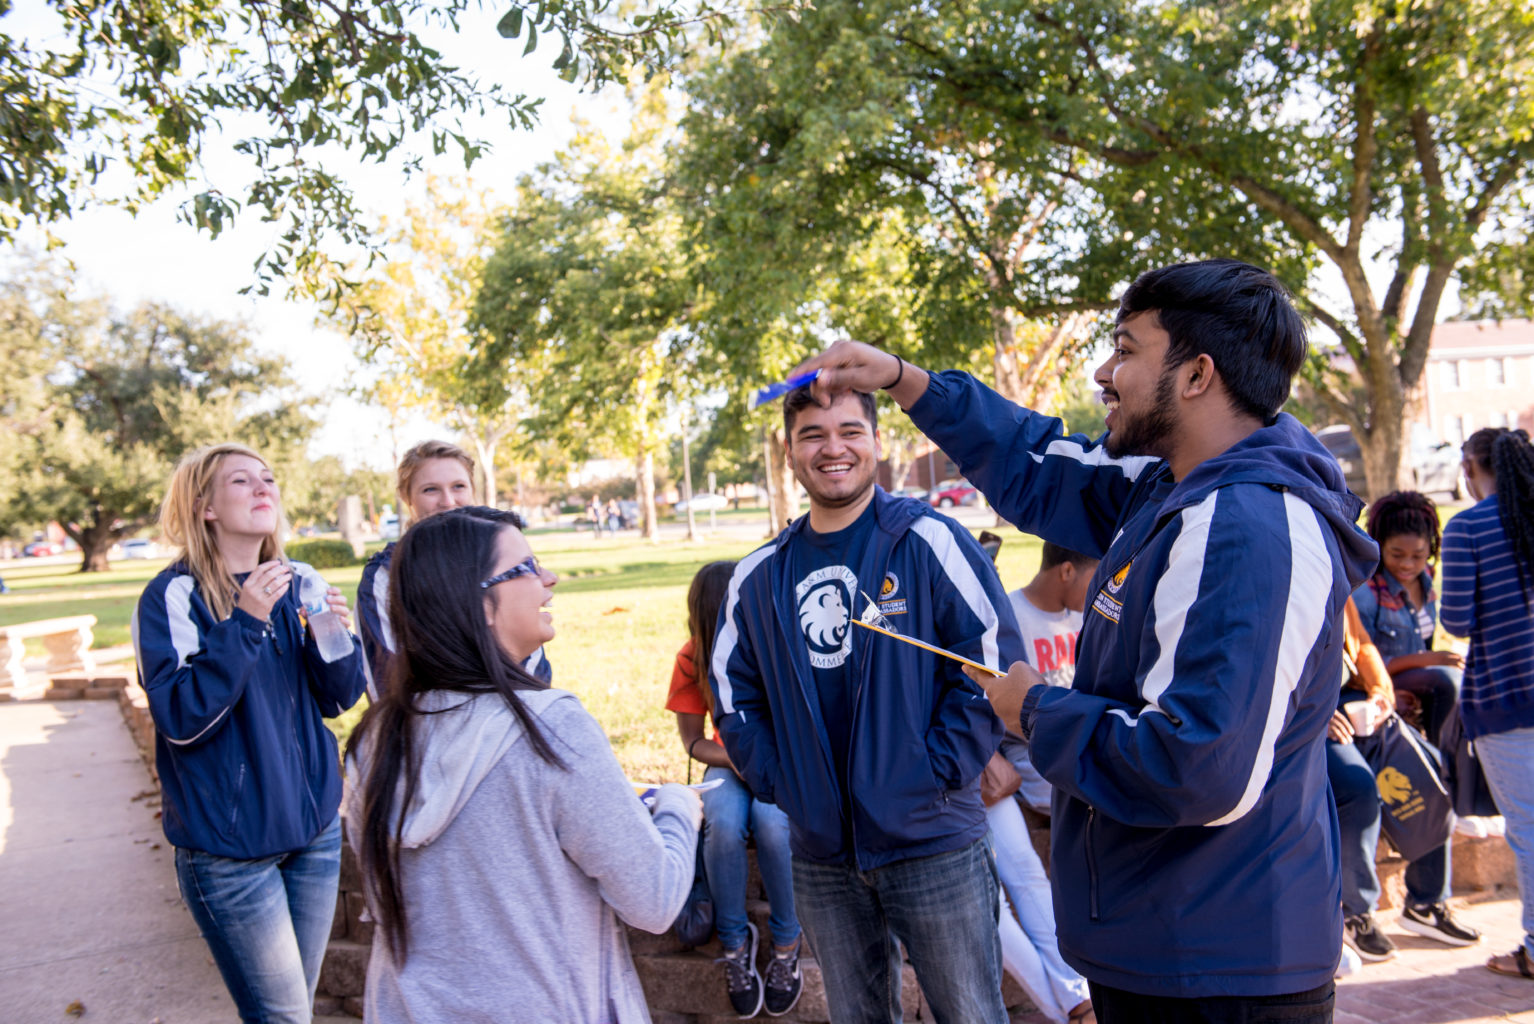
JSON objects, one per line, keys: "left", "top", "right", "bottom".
{"left": 7, "top": 2, "right": 626, "bottom": 470}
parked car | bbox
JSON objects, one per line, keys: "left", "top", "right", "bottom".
{"left": 674, "top": 492, "right": 730, "bottom": 514}
{"left": 890, "top": 486, "right": 929, "bottom": 501}
{"left": 119, "top": 538, "right": 159, "bottom": 559}
{"left": 22, "top": 541, "right": 61, "bottom": 557}
{"left": 617, "top": 500, "right": 641, "bottom": 528}
{"left": 1315, "top": 424, "right": 1464, "bottom": 499}
{"left": 928, "top": 479, "right": 979, "bottom": 508}
{"left": 379, "top": 511, "right": 401, "bottom": 540}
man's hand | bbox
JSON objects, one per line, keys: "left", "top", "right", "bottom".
{"left": 963, "top": 660, "right": 1044, "bottom": 732}
{"left": 789, "top": 339, "right": 931, "bottom": 411}
{"left": 1327, "top": 709, "right": 1356, "bottom": 744}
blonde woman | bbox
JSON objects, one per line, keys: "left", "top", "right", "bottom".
{"left": 357, "top": 440, "right": 549, "bottom": 694}
{"left": 131, "top": 443, "right": 367, "bottom": 1022}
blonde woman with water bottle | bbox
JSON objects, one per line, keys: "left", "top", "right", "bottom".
{"left": 131, "top": 442, "right": 367, "bottom": 1022}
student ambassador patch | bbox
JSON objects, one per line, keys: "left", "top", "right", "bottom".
{"left": 1092, "top": 560, "right": 1132, "bottom": 624}
{"left": 797, "top": 566, "right": 859, "bottom": 668}
{"left": 877, "top": 570, "right": 907, "bottom": 616}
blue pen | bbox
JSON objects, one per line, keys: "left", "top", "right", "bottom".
{"left": 750, "top": 369, "right": 821, "bottom": 410}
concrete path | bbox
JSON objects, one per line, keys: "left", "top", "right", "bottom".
{"left": 0, "top": 700, "right": 235, "bottom": 1022}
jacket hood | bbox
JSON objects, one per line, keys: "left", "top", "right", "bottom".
{"left": 1171, "top": 413, "right": 1377, "bottom": 588}
{"left": 348, "top": 688, "right": 567, "bottom": 849}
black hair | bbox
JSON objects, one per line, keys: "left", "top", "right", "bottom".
{"left": 1464, "top": 428, "right": 1534, "bottom": 583}
{"left": 686, "top": 561, "right": 737, "bottom": 717}
{"left": 1365, "top": 490, "right": 1441, "bottom": 562}
{"left": 1040, "top": 542, "right": 1097, "bottom": 572}
{"left": 1118, "top": 258, "right": 1307, "bottom": 421}
{"left": 353, "top": 505, "right": 563, "bottom": 965}
{"left": 783, "top": 385, "right": 878, "bottom": 436}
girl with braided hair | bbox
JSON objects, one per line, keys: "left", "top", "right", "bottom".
{"left": 1352, "top": 490, "right": 1463, "bottom": 745}
{"left": 1441, "top": 427, "right": 1534, "bottom": 981}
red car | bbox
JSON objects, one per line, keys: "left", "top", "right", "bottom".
{"left": 23, "top": 541, "right": 62, "bottom": 557}
{"left": 928, "top": 480, "right": 978, "bottom": 508}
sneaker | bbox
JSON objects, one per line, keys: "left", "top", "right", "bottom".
{"left": 1344, "top": 913, "right": 1397, "bottom": 962}
{"left": 1456, "top": 815, "right": 1490, "bottom": 839}
{"left": 1335, "top": 942, "right": 1363, "bottom": 978}
{"left": 1400, "top": 902, "right": 1482, "bottom": 947}
{"left": 762, "top": 935, "right": 804, "bottom": 1017}
{"left": 717, "top": 921, "right": 764, "bottom": 1018}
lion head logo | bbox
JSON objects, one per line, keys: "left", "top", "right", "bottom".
{"left": 1376, "top": 766, "right": 1414, "bottom": 805}
{"left": 880, "top": 572, "right": 899, "bottom": 599}
{"left": 800, "top": 582, "right": 848, "bottom": 650}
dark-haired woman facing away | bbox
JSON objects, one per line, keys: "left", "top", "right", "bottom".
{"left": 348, "top": 506, "right": 702, "bottom": 1022}
{"left": 1440, "top": 428, "right": 1534, "bottom": 981}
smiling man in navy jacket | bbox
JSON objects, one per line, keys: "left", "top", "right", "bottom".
{"left": 710, "top": 386, "right": 1020, "bottom": 1024}
{"left": 792, "top": 260, "right": 1379, "bottom": 1024}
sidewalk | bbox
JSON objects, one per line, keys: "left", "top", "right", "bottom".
{"left": 0, "top": 700, "right": 235, "bottom": 1022}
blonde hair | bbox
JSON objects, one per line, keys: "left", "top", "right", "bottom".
{"left": 396, "top": 440, "right": 476, "bottom": 525}
{"left": 159, "top": 443, "right": 289, "bottom": 621}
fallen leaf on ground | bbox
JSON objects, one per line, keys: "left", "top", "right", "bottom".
{"left": 602, "top": 607, "right": 631, "bottom": 616}
{"left": 64, "top": 1000, "right": 84, "bottom": 1017}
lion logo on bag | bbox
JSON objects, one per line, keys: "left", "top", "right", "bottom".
{"left": 1377, "top": 766, "right": 1414, "bottom": 805}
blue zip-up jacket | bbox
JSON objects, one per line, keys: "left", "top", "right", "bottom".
{"left": 358, "top": 542, "right": 550, "bottom": 698}
{"left": 909, "top": 371, "right": 1377, "bottom": 998}
{"left": 132, "top": 561, "right": 368, "bottom": 859}
{"left": 709, "top": 488, "right": 1016, "bottom": 869}
{"left": 1352, "top": 568, "right": 1438, "bottom": 663}
{"left": 1439, "top": 496, "right": 1534, "bottom": 740}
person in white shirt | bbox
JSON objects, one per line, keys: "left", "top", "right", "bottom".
{"left": 992, "top": 542, "right": 1099, "bottom": 1024}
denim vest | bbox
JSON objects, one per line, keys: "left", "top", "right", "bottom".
{"left": 1351, "top": 569, "right": 1437, "bottom": 662}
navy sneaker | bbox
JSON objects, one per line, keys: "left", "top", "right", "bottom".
{"left": 717, "top": 921, "right": 763, "bottom": 1018}
{"left": 763, "top": 935, "right": 803, "bottom": 1017}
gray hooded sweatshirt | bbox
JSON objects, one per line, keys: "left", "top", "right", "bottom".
{"left": 347, "top": 688, "right": 699, "bottom": 1023}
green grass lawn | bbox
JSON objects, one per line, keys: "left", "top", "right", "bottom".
{"left": 0, "top": 520, "right": 1047, "bottom": 780}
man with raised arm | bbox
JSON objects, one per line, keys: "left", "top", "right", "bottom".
{"left": 709, "top": 386, "right": 1021, "bottom": 1024}
{"left": 792, "top": 259, "right": 1379, "bottom": 1024}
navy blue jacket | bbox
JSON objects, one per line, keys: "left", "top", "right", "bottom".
{"left": 358, "top": 542, "right": 550, "bottom": 697}
{"left": 132, "top": 561, "right": 368, "bottom": 859}
{"left": 910, "top": 371, "right": 1377, "bottom": 998}
{"left": 709, "top": 488, "right": 1016, "bottom": 869}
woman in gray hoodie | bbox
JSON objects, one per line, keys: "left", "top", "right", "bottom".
{"left": 348, "top": 506, "right": 702, "bottom": 1023}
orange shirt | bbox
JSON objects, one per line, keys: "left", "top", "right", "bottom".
{"left": 664, "top": 638, "right": 715, "bottom": 737}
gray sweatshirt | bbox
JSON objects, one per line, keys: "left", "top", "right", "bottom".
{"left": 347, "top": 688, "right": 699, "bottom": 1024}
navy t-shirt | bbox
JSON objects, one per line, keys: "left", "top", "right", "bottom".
{"left": 790, "top": 501, "right": 878, "bottom": 817}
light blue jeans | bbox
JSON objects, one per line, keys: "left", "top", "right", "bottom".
{"left": 1474, "top": 726, "right": 1534, "bottom": 957}
{"left": 174, "top": 815, "right": 342, "bottom": 1023}
{"left": 792, "top": 836, "right": 1006, "bottom": 1024}
{"left": 701, "top": 765, "right": 800, "bottom": 950}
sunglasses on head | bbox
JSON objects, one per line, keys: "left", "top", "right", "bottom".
{"left": 480, "top": 555, "right": 544, "bottom": 589}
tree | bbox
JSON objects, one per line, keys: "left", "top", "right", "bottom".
{"left": 1, "top": 0, "right": 803, "bottom": 295}
{"left": 902, "top": 0, "right": 1533, "bottom": 497}
{"left": 0, "top": 266, "right": 314, "bottom": 570}
{"left": 472, "top": 95, "right": 702, "bottom": 540}
{"left": 316, "top": 175, "right": 528, "bottom": 507}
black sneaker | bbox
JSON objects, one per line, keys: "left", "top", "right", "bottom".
{"left": 717, "top": 921, "right": 764, "bottom": 1018}
{"left": 1400, "top": 902, "right": 1482, "bottom": 947}
{"left": 1344, "top": 913, "right": 1397, "bottom": 962}
{"left": 762, "top": 935, "right": 804, "bottom": 1017}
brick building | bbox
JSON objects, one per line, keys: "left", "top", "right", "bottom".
{"left": 1422, "top": 319, "right": 1534, "bottom": 445}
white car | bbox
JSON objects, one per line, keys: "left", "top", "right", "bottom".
{"left": 120, "top": 538, "right": 159, "bottom": 559}
{"left": 673, "top": 493, "right": 729, "bottom": 514}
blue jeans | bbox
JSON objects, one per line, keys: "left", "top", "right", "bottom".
{"left": 1327, "top": 739, "right": 1449, "bottom": 914}
{"left": 792, "top": 837, "right": 1006, "bottom": 1024}
{"left": 1474, "top": 726, "right": 1534, "bottom": 957}
{"left": 175, "top": 815, "right": 342, "bottom": 1023}
{"left": 1391, "top": 665, "right": 1461, "bottom": 746}
{"left": 701, "top": 765, "right": 800, "bottom": 950}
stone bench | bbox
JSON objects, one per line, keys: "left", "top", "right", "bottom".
{"left": 0, "top": 614, "right": 97, "bottom": 695}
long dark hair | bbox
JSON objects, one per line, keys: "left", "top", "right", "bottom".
{"left": 352, "top": 506, "right": 564, "bottom": 964}
{"left": 687, "top": 560, "right": 736, "bottom": 717}
{"left": 1464, "top": 427, "right": 1534, "bottom": 585}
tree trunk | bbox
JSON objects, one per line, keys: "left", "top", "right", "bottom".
{"left": 1018, "top": 312, "right": 1094, "bottom": 412}
{"left": 766, "top": 426, "right": 797, "bottom": 533}
{"left": 63, "top": 519, "right": 120, "bottom": 573}
{"left": 885, "top": 437, "right": 916, "bottom": 491}
{"left": 635, "top": 447, "right": 658, "bottom": 542}
{"left": 989, "top": 303, "right": 1026, "bottom": 403}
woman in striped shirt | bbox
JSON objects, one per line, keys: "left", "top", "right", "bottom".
{"left": 1440, "top": 427, "right": 1534, "bottom": 981}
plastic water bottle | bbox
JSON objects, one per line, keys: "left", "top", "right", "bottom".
{"left": 298, "top": 569, "right": 353, "bottom": 663}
